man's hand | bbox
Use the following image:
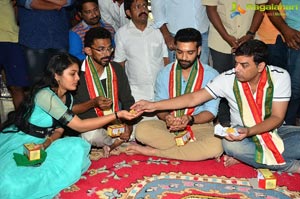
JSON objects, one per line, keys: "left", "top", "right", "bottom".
{"left": 224, "top": 34, "right": 239, "bottom": 53}
{"left": 282, "top": 28, "right": 300, "bottom": 50}
{"left": 224, "top": 127, "right": 248, "bottom": 141}
{"left": 119, "top": 124, "right": 132, "bottom": 142}
{"left": 93, "top": 96, "right": 112, "bottom": 110}
{"left": 237, "top": 34, "right": 254, "bottom": 47}
{"left": 164, "top": 34, "right": 176, "bottom": 51}
{"left": 130, "top": 100, "right": 156, "bottom": 113}
{"left": 167, "top": 115, "right": 189, "bottom": 132}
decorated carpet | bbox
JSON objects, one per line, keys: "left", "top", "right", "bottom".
{"left": 58, "top": 143, "right": 300, "bottom": 199}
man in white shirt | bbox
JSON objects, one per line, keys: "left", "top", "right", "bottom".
{"left": 98, "top": 0, "right": 129, "bottom": 31}
{"left": 131, "top": 40, "right": 300, "bottom": 174}
{"left": 151, "top": 0, "right": 210, "bottom": 64}
{"left": 114, "top": 0, "right": 168, "bottom": 103}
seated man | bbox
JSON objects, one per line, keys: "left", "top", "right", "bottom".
{"left": 72, "top": 27, "right": 135, "bottom": 156}
{"left": 131, "top": 40, "right": 300, "bottom": 173}
{"left": 126, "top": 28, "right": 223, "bottom": 161}
{"left": 69, "top": 0, "right": 115, "bottom": 61}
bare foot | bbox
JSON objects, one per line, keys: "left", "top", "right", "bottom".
{"left": 125, "top": 144, "right": 157, "bottom": 156}
{"left": 103, "top": 145, "right": 110, "bottom": 158}
{"left": 223, "top": 155, "right": 240, "bottom": 167}
{"left": 102, "top": 139, "right": 125, "bottom": 158}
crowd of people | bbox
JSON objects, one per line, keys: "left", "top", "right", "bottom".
{"left": 0, "top": 0, "right": 299, "bottom": 198}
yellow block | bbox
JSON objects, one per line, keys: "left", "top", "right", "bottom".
{"left": 258, "top": 169, "right": 277, "bottom": 189}
{"left": 107, "top": 124, "right": 125, "bottom": 137}
{"left": 24, "top": 143, "right": 41, "bottom": 161}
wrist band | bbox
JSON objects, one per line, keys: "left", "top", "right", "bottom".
{"left": 115, "top": 111, "right": 119, "bottom": 120}
{"left": 188, "top": 115, "right": 195, "bottom": 126}
{"left": 246, "top": 30, "right": 255, "bottom": 37}
{"left": 45, "top": 136, "right": 53, "bottom": 144}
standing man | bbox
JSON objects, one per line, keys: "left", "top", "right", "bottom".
{"left": 98, "top": 0, "right": 129, "bottom": 31}
{"left": 17, "top": 0, "right": 73, "bottom": 85}
{"left": 72, "top": 27, "right": 135, "bottom": 156}
{"left": 202, "top": 0, "right": 266, "bottom": 126}
{"left": 113, "top": 0, "right": 168, "bottom": 103}
{"left": 0, "top": 0, "right": 29, "bottom": 109}
{"left": 268, "top": 0, "right": 300, "bottom": 125}
{"left": 126, "top": 28, "right": 223, "bottom": 161}
{"left": 151, "top": 0, "right": 210, "bottom": 64}
{"left": 69, "top": 0, "right": 115, "bottom": 61}
{"left": 132, "top": 40, "right": 300, "bottom": 174}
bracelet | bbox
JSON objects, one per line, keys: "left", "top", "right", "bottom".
{"left": 114, "top": 111, "right": 119, "bottom": 120}
{"left": 188, "top": 115, "right": 195, "bottom": 126}
{"left": 41, "top": 136, "right": 52, "bottom": 150}
{"left": 46, "top": 136, "right": 53, "bottom": 144}
{"left": 246, "top": 30, "right": 255, "bottom": 37}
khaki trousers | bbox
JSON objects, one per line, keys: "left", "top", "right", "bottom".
{"left": 135, "top": 120, "right": 223, "bottom": 161}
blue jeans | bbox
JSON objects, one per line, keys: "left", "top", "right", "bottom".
{"left": 168, "top": 31, "right": 210, "bottom": 65}
{"left": 285, "top": 48, "right": 300, "bottom": 125}
{"left": 267, "top": 35, "right": 287, "bottom": 69}
{"left": 23, "top": 47, "right": 67, "bottom": 85}
{"left": 222, "top": 125, "right": 300, "bottom": 173}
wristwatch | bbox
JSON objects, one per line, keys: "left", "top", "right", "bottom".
{"left": 188, "top": 115, "right": 195, "bottom": 126}
{"left": 246, "top": 30, "right": 255, "bottom": 37}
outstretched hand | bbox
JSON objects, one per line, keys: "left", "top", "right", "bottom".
{"left": 130, "top": 100, "right": 156, "bottom": 113}
{"left": 117, "top": 110, "right": 141, "bottom": 120}
{"left": 224, "top": 127, "right": 248, "bottom": 141}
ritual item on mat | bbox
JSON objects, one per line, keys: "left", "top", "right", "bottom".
{"left": 107, "top": 124, "right": 125, "bottom": 137}
{"left": 174, "top": 130, "right": 191, "bottom": 146}
{"left": 24, "top": 143, "right": 40, "bottom": 161}
{"left": 258, "top": 169, "right": 277, "bottom": 189}
{"left": 14, "top": 150, "right": 47, "bottom": 167}
{"left": 59, "top": 152, "right": 300, "bottom": 199}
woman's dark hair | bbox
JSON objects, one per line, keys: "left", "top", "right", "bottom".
{"left": 174, "top": 28, "right": 202, "bottom": 47}
{"left": 235, "top": 39, "right": 269, "bottom": 65}
{"left": 1, "top": 53, "right": 80, "bottom": 131}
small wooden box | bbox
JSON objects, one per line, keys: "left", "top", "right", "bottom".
{"left": 174, "top": 131, "right": 191, "bottom": 146}
{"left": 24, "top": 143, "right": 41, "bottom": 161}
{"left": 107, "top": 124, "right": 125, "bottom": 137}
{"left": 258, "top": 169, "right": 277, "bottom": 189}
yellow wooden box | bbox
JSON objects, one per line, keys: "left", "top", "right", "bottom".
{"left": 24, "top": 143, "right": 41, "bottom": 161}
{"left": 174, "top": 131, "right": 191, "bottom": 146}
{"left": 257, "top": 169, "right": 277, "bottom": 189}
{"left": 107, "top": 124, "right": 125, "bottom": 137}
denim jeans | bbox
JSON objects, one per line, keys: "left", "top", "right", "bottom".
{"left": 168, "top": 31, "right": 210, "bottom": 65}
{"left": 23, "top": 47, "right": 67, "bottom": 85}
{"left": 284, "top": 48, "right": 300, "bottom": 125}
{"left": 267, "top": 35, "right": 287, "bottom": 69}
{"left": 222, "top": 125, "right": 300, "bottom": 173}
